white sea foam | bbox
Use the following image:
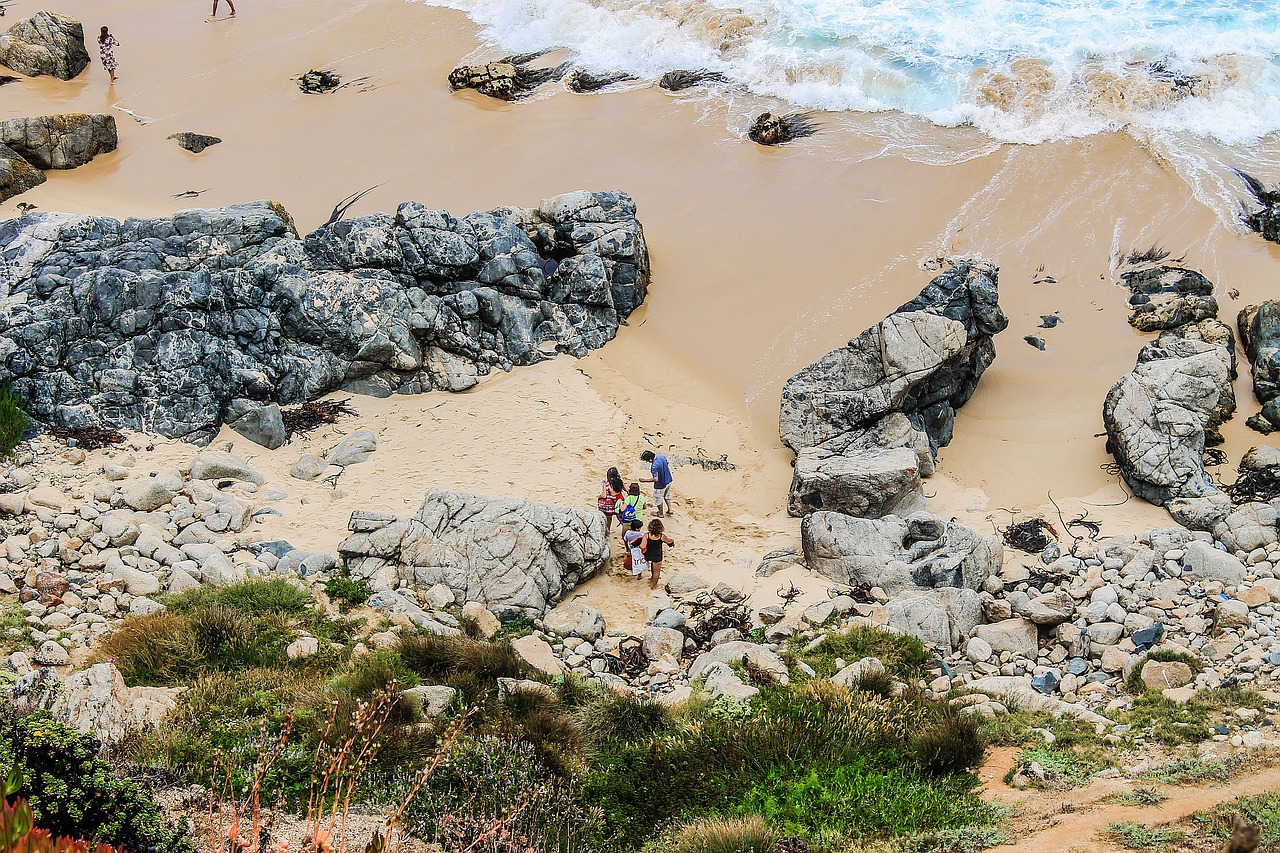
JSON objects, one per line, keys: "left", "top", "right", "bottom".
{"left": 422, "top": 0, "right": 1280, "bottom": 145}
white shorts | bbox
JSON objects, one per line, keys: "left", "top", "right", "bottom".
{"left": 653, "top": 485, "right": 671, "bottom": 505}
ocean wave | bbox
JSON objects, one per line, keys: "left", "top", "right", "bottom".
{"left": 419, "top": 0, "right": 1280, "bottom": 145}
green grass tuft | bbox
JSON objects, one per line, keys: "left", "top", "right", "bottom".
{"left": 0, "top": 381, "right": 31, "bottom": 459}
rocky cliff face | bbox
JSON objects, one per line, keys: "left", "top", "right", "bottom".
{"left": 0, "top": 190, "right": 649, "bottom": 443}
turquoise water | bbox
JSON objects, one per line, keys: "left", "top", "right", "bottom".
{"left": 425, "top": 0, "right": 1280, "bottom": 144}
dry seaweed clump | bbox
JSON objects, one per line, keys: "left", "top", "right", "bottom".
{"left": 298, "top": 69, "right": 342, "bottom": 93}
{"left": 281, "top": 398, "right": 355, "bottom": 438}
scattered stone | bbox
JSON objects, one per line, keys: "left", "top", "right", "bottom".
{"left": 511, "top": 635, "right": 564, "bottom": 676}
{"left": 167, "top": 132, "right": 222, "bottom": 154}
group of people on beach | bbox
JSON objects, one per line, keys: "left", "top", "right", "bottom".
{"left": 597, "top": 451, "right": 674, "bottom": 590}
{"left": 96, "top": 1, "right": 236, "bottom": 86}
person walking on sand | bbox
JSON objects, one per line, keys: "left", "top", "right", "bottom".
{"left": 623, "top": 519, "right": 646, "bottom": 578}
{"left": 98, "top": 27, "right": 119, "bottom": 84}
{"left": 642, "top": 518, "right": 674, "bottom": 590}
{"left": 640, "top": 450, "right": 673, "bottom": 518}
{"left": 597, "top": 467, "right": 626, "bottom": 532}
{"left": 616, "top": 483, "right": 646, "bottom": 526}
{"left": 212, "top": 0, "right": 236, "bottom": 18}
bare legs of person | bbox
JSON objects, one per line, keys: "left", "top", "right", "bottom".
{"left": 212, "top": 0, "right": 236, "bottom": 17}
{"left": 108, "top": 68, "right": 116, "bottom": 84}
{"left": 649, "top": 559, "right": 662, "bottom": 590}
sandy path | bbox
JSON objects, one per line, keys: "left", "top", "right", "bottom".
{"left": 982, "top": 752, "right": 1280, "bottom": 853}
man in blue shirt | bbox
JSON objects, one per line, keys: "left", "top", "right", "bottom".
{"left": 640, "top": 450, "right": 673, "bottom": 518}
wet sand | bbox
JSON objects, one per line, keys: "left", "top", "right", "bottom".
{"left": 4, "top": 0, "right": 1280, "bottom": 541}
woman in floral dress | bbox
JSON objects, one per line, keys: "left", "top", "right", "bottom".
{"left": 98, "top": 26, "right": 118, "bottom": 84}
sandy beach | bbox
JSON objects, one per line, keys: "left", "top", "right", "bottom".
{"left": 5, "top": 0, "right": 1280, "bottom": 611}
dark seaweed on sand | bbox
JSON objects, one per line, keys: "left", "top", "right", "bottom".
{"left": 1001, "top": 517, "right": 1058, "bottom": 553}
{"left": 48, "top": 424, "right": 125, "bottom": 451}
{"left": 658, "top": 69, "right": 731, "bottom": 91}
{"left": 281, "top": 398, "right": 356, "bottom": 439}
{"left": 1229, "top": 464, "right": 1280, "bottom": 505}
{"left": 748, "top": 111, "right": 821, "bottom": 145}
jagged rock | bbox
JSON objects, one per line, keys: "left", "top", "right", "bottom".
{"left": 0, "top": 192, "right": 647, "bottom": 442}
{"left": 1103, "top": 335, "right": 1231, "bottom": 518}
{"left": 0, "top": 12, "right": 90, "bottom": 80}
{"left": 330, "top": 429, "right": 377, "bottom": 465}
{"left": 885, "top": 588, "right": 982, "bottom": 651}
{"left": 643, "top": 625, "right": 685, "bottom": 662}
{"left": 780, "top": 261, "right": 1007, "bottom": 465}
{"left": 788, "top": 446, "right": 926, "bottom": 518}
{"left": 831, "top": 656, "right": 885, "bottom": 687}
{"left": 688, "top": 641, "right": 789, "bottom": 686}
{"left": 511, "top": 634, "right": 564, "bottom": 676}
{"left": 339, "top": 489, "right": 607, "bottom": 618}
{"left": 448, "top": 54, "right": 566, "bottom": 100}
{"left": 964, "top": 675, "right": 1111, "bottom": 724}
{"left": 801, "top": 510, "right": 998, "bottom": 593}
{"left": 47, "top": 663, "right": 180, "bottom": 745}
{"left": 544, "top": 601, "right": 606, "bottom": 642}
{"left": 291, "top": 454, "right": 328, "bottom": 481}
{"left": 664, "top": 574, "right": 709, "bottom": 595}
{"left": 972, "top": 618, "right": 1038, "bottom": 659}
{"left": 1213, "top": 502, "right": 1279, "bottom": 552}
{"left": 1139, "top": 660, "right": 1193, "bottom": 690}
{"left": 1239, "top": 301, "right": 1280, "bottom": 431}
{"left": 1182, "top": 540, "right": 1246, "bottom": 586}
{"left": 365, "top": 589, "right": 460, "bottom": 635}
{"left": 189, "top": 451, "right": 265, "bottom": 485}
{"left": 0, "top": 142, "right": 45, "bottom": 202}
{"left": 461, "top": 601, "right": 501, "bottom": 639}
{"left": 404, "top": 684, "right": 456, "bottom": 717}
{"left": 0, "top": 114, "right": 116, "bottom": 170}
{"left": 167, "top": 132, "right": 222, "bottom": 154}
{"left": 227, "top": 402, "right": 286, "bottom": 449}
{"left": 32, "top": 640, "right": 69, "bottom": 666}
{"left": 703, "top": 663, "right": 759, "bottom": 701}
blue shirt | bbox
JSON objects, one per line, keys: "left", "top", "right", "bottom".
{"left": 651, "top": 454, "right": 673, "bottom": 489}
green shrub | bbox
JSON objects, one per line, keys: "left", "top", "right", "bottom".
{"left": 574, "top": 689, "right": 673, "bottom": 751}
{"left": 791, "top": 625, "right": 929, "bottom": 678}
{"left": 1117, "top": 693, "right": 1211, "bottom": 745}
{"left": 1009, "top": 747, "right": 1104, "bottom": 789}
{"left": 323, "top": 576, "right": 372, "bottom": 611}
{"left": 98, "top": 580, "right": 343, "bottom": 686}
{"left": 0, "top": 381, "right": 30, "bottom": 459}
{"left": 397, "top": 633, "right": 530, "bottom": 684}
{"left": 1108, "top": 785, "right": 1167, "bottom": 806}
{"left": 907, "top": 704, "right": 985, "bottom": 775}
{"left": 1193, "top": 791, "right": 1280, "bottom": 845}
{"left": 1124, "top": 650, "right": 1203, "bottom": 695}
{"left": 1105, "top": 820, "right": 1185, "bottom": 849}
{"left": 1141, "top": 755, "right": 1242, "bottom": 785}
{"left": 0, "top": 711, "right": 192, "bottom": 853}
{"left": 650, "top": 816, "right": 781, "bottom": 853}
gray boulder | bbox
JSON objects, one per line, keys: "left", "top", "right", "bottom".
{"left": 0, "top": 11, "right": 90, "bottom": 79}
{"left": 780, "top": 261, "right": 1007, "bottom": 460}
{"left": 48, "top": 663, "right": 181, "bottom": 745}
{"left": 227, "top": 402, "right": 286, "bottom": 449}
{"left": 190, "top": 451, "right": 264, "bottom": 485}
{"left": 973, "top": 618, "right": 1039, "bottom": 659}
{"left": 788, "top": 446, "right": 926, "bottom": 518}
{"left": 1238, "top": 301, "right": 1280, "bottom": 432}
{"left": 801, "top": 510, "right": 999, "bottom": 593}
{"left": 1103, "top": 336, "right": 1231, "bottom": 515}
{"left": 0, "top": 191, "right": 648, "bottom": 444}
{"left": 885, "top": 587, "right": 982, "bottom": 651}
{"left": 340, "top": 489, "right": 608, "bottom": 618}
{"left": 0, "top": 143, "right": 45, "bottom": 202}
{"left": 543, "top": 601, "right": 606, "bottom": 642}
{"left": 330, "top": 429, "right": 377, "bottom": 465}
{"left": 1182, "top": 540, "right": 1245, "bottom": 586}
{"left": 688, "top": 641, "right": 789, "bottom": 685}
{"left": 0, "top": 114, "right": 116, "bottom": 169}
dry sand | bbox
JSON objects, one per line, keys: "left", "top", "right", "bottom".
{"left": 4, "top": 0, "right": 1279, "bottom": 623}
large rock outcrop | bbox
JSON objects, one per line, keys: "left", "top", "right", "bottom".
{"left": 801, "top": 509, "right": 1000, "bottom": 594}
{"left": 0, "top": 11, "right": 90, "bottom": 80}
{"left": 1104, "top": 265, "right": 1237, "bottom": 530}
{"left": 780, "top": 261, "right": 1007, "bottom": 517}
{"left": 0, "top": 190, "right": 649, "bottom": 443}
{"left": 338, "top": 490, "right": 609, "bottom": 619}
{"left": 0, "top": 143, "right": 46, "bottom": 202}
{"left": 0, "top": 114, "right": 118, "bottom": 169}
{"left": 1238, "top": 300, "right": 1280, "bottom": 433}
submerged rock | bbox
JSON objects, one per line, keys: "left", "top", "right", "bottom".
{"left": 0, "top": 11, "right": 90, "bottom": 80}
{"left": 449, "top": 53, "right": 567, "bottom": 100}
{"left": 747, "top": 112, "right": 819, "bottom": 146}
{"left": 168, "top": 132, "right": 222, "bottom": 153}
{"left": 0, "top": 190, "right": 649, "bottom": 443}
